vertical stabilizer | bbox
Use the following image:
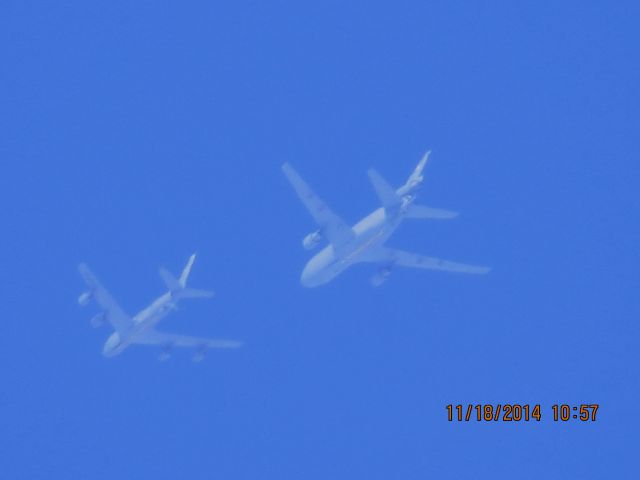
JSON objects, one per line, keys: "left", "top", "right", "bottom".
{"left": 397, "top": 150, "right": 430, "bottom": 196}
{"left": 179, "top": 253, "right": 196, "bottom": 288}
{"left": 158, "top": 254, "right": 214, "bottom": 297}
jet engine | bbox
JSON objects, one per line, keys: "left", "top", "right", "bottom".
{"left": 302, "top": 230, "right": 322, "bottom": 250}
{"left": 370, "top": 266, "right": 393, "bottom": 287}
{"left": 90, "top": 312, "right": 105, "bottom": 328}
{"left": 78, "top": 291, "right": 92, "bottom": 306}
{"left": 192, "top": 345, "right": 207, "bottom": 363}
{"left": 158, "top": 346, "right": 172, "bottom": 362}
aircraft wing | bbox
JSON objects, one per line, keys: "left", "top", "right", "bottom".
{"left": 282, "top": 163, "right": 355, "bottom": 250}
{"left": 134, "top": 329, "right": 243, "bottom": 349}
{"left": 78, "top": 263, "right": 133, "bottom": 335}
{"left": 370, "top": 248, "right": 490, "bottom": 274}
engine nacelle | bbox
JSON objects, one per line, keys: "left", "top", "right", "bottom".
{"left": 90, "top": 313, "right": 105, "bottom": 328}
{"left": 158, "top": 346, "right": 172, "bottom": 362}
{"left": 192, "top": 346, "right": 207, "bottom": 363}
{"left": 370, "top": 266, "right": 393, "bottom": 287}
{"left": 302, "top": 230, "right": 323, "bottom": 250}
{"left": 78, "top": 291, "right": 92, "bottom": 306}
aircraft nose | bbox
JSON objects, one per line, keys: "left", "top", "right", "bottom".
{"left": 301, "top": 263, "right": 320, "bottom": 288}
{"left": 300, "top": 266, "right": 314, "bottom": 287}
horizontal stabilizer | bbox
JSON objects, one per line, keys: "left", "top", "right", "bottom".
{"left": 367, "top": 169, "right": 401, "bottom": 210}
{"left": 176, "top": 288, "right": 215, "bottom": 299}
{"left": 406, "top": 205, "right": 458, "bottom": 220}
{"left": 159, "top": 267, "right": 181, "bottom": 292}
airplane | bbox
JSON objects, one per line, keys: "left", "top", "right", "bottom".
{"left": 78, "top": 254, "right": 242, "bottom": 361}
{"left": 282, "top": 151, "right": 490, "bottom": 287}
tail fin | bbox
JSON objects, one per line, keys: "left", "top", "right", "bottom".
{"left": 405, "top": 205, "right": 458, "bottom": 220}
{"left": 159, "top": 254, "right": 214, "bottom": 298}
{"left": 367, "top": 169, "right": 401, "bottom": 210}
{"left": 179, "top": 254, "right": 196, "bottom": 288}
{"left": 397, "top": 150, "right": 430, "bottom": 196}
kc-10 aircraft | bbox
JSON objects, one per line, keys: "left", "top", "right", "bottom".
{"left": 282, "top": 152, "right": 490, "bottom": 287}
{"left": 78, "top": 254, "right": 241, "bottom": 361}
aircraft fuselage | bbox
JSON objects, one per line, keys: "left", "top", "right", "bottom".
{"left": 102, "top": 292, "right": 177, "bottom": 356}
{"left": 301, "top": 207, "right": 404, "bottom": 287}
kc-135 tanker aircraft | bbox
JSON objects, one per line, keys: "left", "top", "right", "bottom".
{"left": 78, "top": 254, "right": 242, "bottom": 361}
{"left": 282, "top": 152, "right": 490, "bottom": 287}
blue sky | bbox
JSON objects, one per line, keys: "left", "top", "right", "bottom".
{"left": 1, "top": 1, "right": 638, "bottom": 478}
